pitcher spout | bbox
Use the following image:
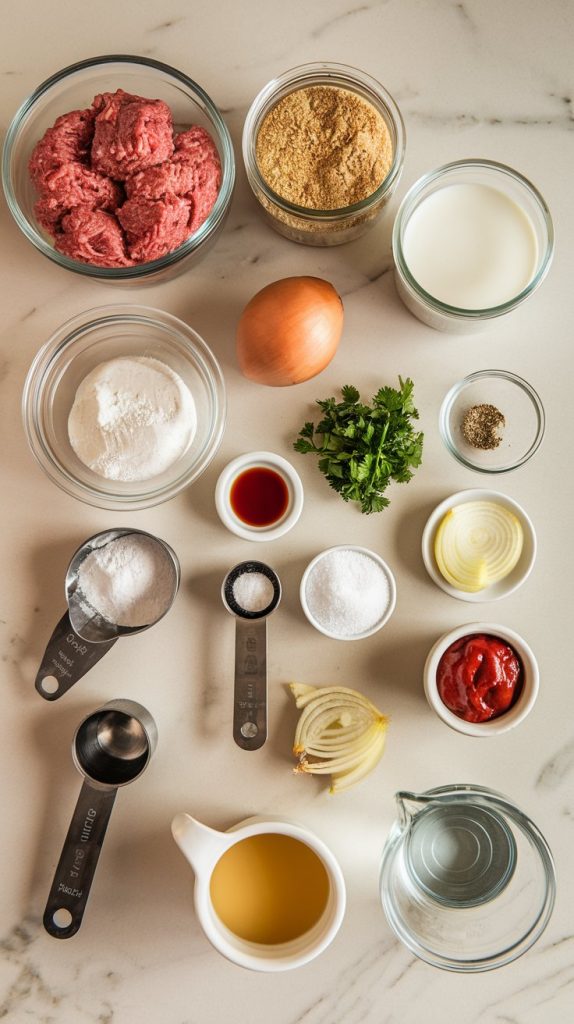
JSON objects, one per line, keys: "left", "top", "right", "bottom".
{"left": 395, "top": 791, "right": 433, "bottom": 828}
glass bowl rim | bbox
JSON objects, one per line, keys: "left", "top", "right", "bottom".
{"left": 22, "top": 303, "right": 226, "bottom": 510}
{"left": 2, "top": 54, "right": 235, "bottom": 280}
{"left": 439, "top": 369, "right": 546, "bottom": 473}
{"left": 242, "top": 60, "right": 406, "bottom": 219}
{"left": 392, "top": 159, "right": 554, "bottom": 319}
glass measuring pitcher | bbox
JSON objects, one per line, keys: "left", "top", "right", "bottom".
{"left": 380, "top": 785, "right": 555, "bottom": 972}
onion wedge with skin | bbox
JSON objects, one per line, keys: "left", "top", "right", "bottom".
{"left": 289, "top": 683, "right": 388, "bottom": 794}
{"left": 434, "top": 501, "right": 523, "bottom": 593}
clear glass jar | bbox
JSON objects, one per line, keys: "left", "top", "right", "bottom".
{"left": 392, "top": 160, "right": 554, "bottom": 332}
{"left": 22, "top": 305, "right": 226, "bottom": 510}
{"left": 242, "top": 62, "right": 405, "bottom": 246}
{"left": 2, "top": 56, "right": 235, "bottom": 284}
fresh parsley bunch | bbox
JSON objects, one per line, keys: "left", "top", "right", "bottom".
{"left": 294, "top": 378, "right": 424, "bottom": 514}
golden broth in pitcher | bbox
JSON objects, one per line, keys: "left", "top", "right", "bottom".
{"left": 209, "top": 833, "right": 330, "bottom": 944}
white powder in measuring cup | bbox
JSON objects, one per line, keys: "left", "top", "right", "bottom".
{"left": 233, "top": 571, "right": 275, "bottom": 613}
{"left": 305, "top": 549, "right": 390, "bottom": 637}
{"left": 77, "top": 534, "right": 175, "bottom": 627}
{"left": 68, "top": 356, "right": 196, "bottom": 482}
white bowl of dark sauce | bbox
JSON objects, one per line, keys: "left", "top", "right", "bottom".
{"left": 215, "top": 451, "right": 304, "bottom": 542}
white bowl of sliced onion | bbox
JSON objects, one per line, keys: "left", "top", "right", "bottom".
{"left": 421, "top": 489, "right": 536, "bottom": 602}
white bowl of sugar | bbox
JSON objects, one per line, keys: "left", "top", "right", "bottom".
{"left": 300, "top": 545, "right": 396, "bottom": 640}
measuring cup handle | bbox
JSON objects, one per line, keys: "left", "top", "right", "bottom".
{"left": 43, "top": 781, "right": 117, "bottom": 939}
{"left": 35, "top": 611, "right": 118, "bottom": 701}
{"left": 233, "top": 618, "right": 267, "bottom": 751}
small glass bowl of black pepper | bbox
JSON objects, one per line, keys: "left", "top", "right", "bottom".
{"left": 242, "top": 62, "right": 405, "bottom": 246}
{"left": 439, "top": 370, "right": 545, "bottom": 474}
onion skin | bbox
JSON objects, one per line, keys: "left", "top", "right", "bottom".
{"left": 236, "top": 276, "right": 343, "bottom": 387}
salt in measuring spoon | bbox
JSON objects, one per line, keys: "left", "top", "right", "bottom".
{"left": 35, "top": 528, "right": 180, "bottom": 701}
{"left": 43, "top": 698, "right": 157, "bottom": 939}
{"left": 221, "top": 561, "right": 281, "bottom": 751}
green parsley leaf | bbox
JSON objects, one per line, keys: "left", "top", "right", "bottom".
{"left": 293, "top": 379, "right": 424, "bottom": 514}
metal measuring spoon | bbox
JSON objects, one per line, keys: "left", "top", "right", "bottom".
{"left": 222, "top": 561, "right": 281, "bottom": 751}
{"left": 43, "top": 699, "right": 157, "bottom": 939}
{"left": 35, "top": 528, "right": 180, "bottom": 701}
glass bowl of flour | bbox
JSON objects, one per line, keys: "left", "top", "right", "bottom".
{"left": 23, "top": 304, "right": 226, "bottom": 509}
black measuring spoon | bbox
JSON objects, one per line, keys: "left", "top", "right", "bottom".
{"left": 43, "top": 699, "right": 157, "bottom": 939}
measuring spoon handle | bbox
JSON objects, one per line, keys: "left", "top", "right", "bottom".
{"left": 43, "top": 781, "right": 117, "bottom": 939}
{"left": 233, "top": 618, "right": 267, "bottom": 751}
{"left": 35, "top": 611, "right": 117, "bottom": 701}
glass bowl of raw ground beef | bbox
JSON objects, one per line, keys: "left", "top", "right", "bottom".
{"left": 2, "top": 56, "right": 235, "bottom": 283}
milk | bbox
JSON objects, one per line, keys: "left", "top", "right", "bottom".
{"left": 402, "top": 183, "right": 538, "bottom": 310}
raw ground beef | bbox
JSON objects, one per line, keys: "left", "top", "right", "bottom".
{"left": 28, "top": 108, "right": 95, "bottom": 188}
{"left": 34, "top": 163, "right": 122, "bottom": 231}
{"left": 172, "top": 127, "right": 221, "bottom": 232}
{"left": 90, "top": 89, "right": 174, "bottom": 179}
{"left": 124, "top": 126, "right": 222, "bottom": 235}
{"left": 118, "top": 193, "right": 192, "bottom": 263}
{"left": 28, "top": 89, "right": 222, "bottom": 268}
{"left": 125, "top": 159, "right": 198, "bottom": 202}
{"left": 55, "top": 207, "right": 132, "bottom": 267}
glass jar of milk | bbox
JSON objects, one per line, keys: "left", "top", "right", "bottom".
{"left": 392, "top": 160, "right": 553, "bottom": 333}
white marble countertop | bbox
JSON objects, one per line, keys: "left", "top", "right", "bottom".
{"left": 1, "top": 1, "right": 573, "bottom": 1021}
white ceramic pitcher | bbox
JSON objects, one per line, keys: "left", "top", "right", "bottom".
{"left": 171, "top": 813, "right": 346, "bottom": 972}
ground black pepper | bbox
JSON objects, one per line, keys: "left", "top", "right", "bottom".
{"left": 461, "top": 404, "right": 506, "bottom": 450}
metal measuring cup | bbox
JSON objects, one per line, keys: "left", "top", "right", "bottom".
{"left": 221, "top": 561, "right": 281, "bottom": 751}
{"left": 35, "top": 528, "right": 180, "bottom": 701}
{"left": 43, "top": 699, "right": 157, "bottom": 939}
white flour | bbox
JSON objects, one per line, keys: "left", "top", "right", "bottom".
{"left": 68, "top": 356, "right": 196, "bottom": 482}
{"left": 77, "top": 534, "right": 175, "bottom": 627}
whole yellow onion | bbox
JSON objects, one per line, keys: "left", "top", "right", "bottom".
{"left": 236, "top": 276, "right": 343, "bottom": 386}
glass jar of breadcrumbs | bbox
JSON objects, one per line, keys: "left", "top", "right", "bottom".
{"left": 242, "top": 62, "right": 405, "bottom": 246}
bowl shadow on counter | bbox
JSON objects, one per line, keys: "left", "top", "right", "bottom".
{"left": 366, "top": 628, "right": 438, "bottom": 708}
{"left": 184, "top": 564, "right": 235, "bottom": 740}
{"left": 181, "top": 449, "right": 227, "bottom": 528}
{"left": 392, "top": 495, "right": 444, "bottom": 588}
{"left": 14, "top": 534, "right": 90, "bottom": 699}
{"left": 96, "top": 824, "right": 209, "bottom": 953}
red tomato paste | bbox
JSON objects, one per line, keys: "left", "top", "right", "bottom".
{"left": 437, "top": 633, "right": 522, "bottom": 723}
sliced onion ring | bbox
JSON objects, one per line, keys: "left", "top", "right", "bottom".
{"left": 434, "top": 501, "right": 523, "bottom": 593}
{"left": 290, "top": 683, "right": 388, "bottom": 794}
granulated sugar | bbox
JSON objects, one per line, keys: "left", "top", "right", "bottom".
{"left": 305, "top": 548, "right": 390, "bottom": 637}
{"left": 77, "top": 533, "right": 175, "bottom": 627}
